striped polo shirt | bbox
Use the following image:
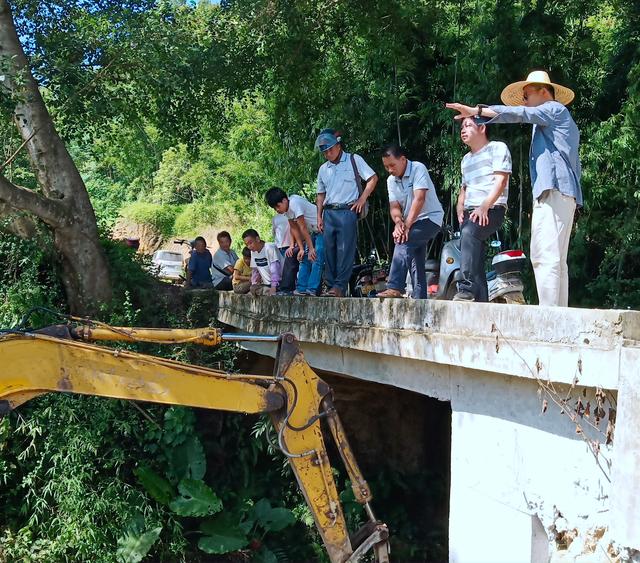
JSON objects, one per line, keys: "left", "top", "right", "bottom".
{"left": 461, "top": 141, "right": 512, "bottom": 209}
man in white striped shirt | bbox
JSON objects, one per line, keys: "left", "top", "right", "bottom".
{"left": 453, "top": 116, "right": 512, "bottom": 302}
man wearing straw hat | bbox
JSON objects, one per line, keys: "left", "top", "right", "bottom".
{"left": 446, "top": 70, "right": 582, "bottom": 307}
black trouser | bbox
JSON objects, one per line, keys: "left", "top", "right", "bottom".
{"left": 214, "top": 276, "right": 233, "bottom": 291}
{"left": 457, "top": 207, "right": 505, "bottom": 302}
{"left": 279, "top": 246, "right": 299, "bottom": 293}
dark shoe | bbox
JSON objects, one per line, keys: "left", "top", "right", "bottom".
{"left": 453, "top": 290, "right": 475, "bottom": 302}
{"left": 323, "top": 287, "right": 344, "bottom": 297}
{"left": 377, "top": 288, "right": 403, "bottom": 298}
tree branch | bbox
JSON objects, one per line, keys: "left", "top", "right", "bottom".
{"left": 0, "top": 201, "right": 39, "bottom": 239}
{"left": 0, "top": 0, "right": 93, "bottom": 208}
{"left": 0, "top": 174, "right": 66, "bottom": 227}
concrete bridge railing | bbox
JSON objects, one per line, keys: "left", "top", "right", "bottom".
{"left": 216, "top": 293, "right": 640, "bottom": 562}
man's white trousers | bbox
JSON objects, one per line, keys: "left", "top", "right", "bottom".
{"left": 530, "top": 189, "right": 576, "bottom": 307}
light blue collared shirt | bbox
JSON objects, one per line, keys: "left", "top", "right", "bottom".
{"left": 488, "top": 101, "right": 582, "bottom": 206}
{"left": 387, "top": 160, "right": 444, "bottom": 226}
{"left": 317, "top": 151, "right": 376, "bottom": 206}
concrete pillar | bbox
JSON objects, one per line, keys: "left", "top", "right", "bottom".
{"left": 610, "top": 347, "right": 640, "bottom": 550}
{"left": 449, "top": 410, "right": 550, "bottom": 563}
{"left": 448, "top": 372, "right": 610, "bottom": 563}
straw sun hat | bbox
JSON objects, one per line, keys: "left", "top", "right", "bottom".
{"left": 500, "top": 70, "right": 575, "bottom": 106}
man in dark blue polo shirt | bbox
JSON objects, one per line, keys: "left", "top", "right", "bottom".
{"left": 186, "top": 236, "right": 213, "bottom": 289}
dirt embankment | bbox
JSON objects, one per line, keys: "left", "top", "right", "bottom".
{"left": 112, "top": 219, "right": 237, "bottom": 256}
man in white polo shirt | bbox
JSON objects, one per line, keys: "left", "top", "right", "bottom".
{"left": 377, "top": 144, "right": 444, "bottom": 299}
{"left": 315, "top": 129, "right": 378, "bottom": 297}
{"left": 265, "top": 187, "right": 324, "bottom": 296}
{"left": 453, "top": 116, "right": 511, "bottom": 302}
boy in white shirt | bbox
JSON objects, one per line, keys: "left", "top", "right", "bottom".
{"left": 242, "top": 228, "right": 283, "bottom": 296}
{"left": 266, "top": 187, "right": 325, "bottom": 296}
{"left": 271, "top": 209, "right": 298, "bottom": 294}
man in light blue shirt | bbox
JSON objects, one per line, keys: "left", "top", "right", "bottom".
{"left": 377, "top": 144, "right": 443, "bottom": 299}
{"left": 446, "top": 71, "right": 582, "bottom": 307}
{"left": 315, "top": 129, "right": 378, "bottom": 297}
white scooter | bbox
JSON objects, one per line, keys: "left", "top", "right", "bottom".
{"left": 425, "top": 227, "right": 527, "bottom": 304}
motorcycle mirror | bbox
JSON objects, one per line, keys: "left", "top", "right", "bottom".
{"left": 490, "top": 240, "right": 502, "bottom": 248}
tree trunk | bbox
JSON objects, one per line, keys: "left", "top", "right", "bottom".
{"left": 0, "top": 0, "right": 112, "bottom": 314}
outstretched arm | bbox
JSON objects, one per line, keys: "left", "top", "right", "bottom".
{"left": 445, "top": 102, "right": 556, "bottom": 126}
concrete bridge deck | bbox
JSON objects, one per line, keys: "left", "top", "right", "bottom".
{"left": 216, "top": 293, "right": 640, "bottom": 562}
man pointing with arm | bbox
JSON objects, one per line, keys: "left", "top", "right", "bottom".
{"left": 447, "top": 70, "right": 582, "bottom": 307}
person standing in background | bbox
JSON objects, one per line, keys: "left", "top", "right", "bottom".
{"left": 272, "top": 210, "right": 298, "bottom": 294}
{"left": 315, "top": 129, "right": 378, "bottom": 297}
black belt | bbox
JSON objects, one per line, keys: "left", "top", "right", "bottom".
{"left": 324, "top": 202, "right": 355, "bottom": 211}
{"left": 464, "top": 205, "right": 506, "bottom": 212}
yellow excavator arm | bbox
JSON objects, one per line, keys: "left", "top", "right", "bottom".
{"left": 0, "top": 323, "right": 390, "bottom": 563}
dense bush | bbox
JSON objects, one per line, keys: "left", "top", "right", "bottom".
{"left": 120, "top": 203, "right": 183, "bottom": 240}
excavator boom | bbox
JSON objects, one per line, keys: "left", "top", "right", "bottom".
{"left": 0, "top": 324, "right": 389, "bottom": 563}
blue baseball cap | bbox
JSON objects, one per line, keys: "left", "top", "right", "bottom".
{"left": 314, "top": 129, "right": 340, "bottom": 152}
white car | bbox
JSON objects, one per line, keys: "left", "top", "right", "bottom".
{"left": 151, "top": 250, "right": 185, "bottom": 281}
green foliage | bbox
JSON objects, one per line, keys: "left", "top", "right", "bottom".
{"left": 571, "top": 61, "right": 640, "bottom": 308}
{"left": 0, "top": 395, "right": 185, "bottom": 562}
{"left": 195, "top": 497, "right": 296, "bottom": 557}
{"left": 152, "top": 144, "right": 205, "bottom": 205}
{"left": 116, "top": 516, "right": 162, "bottom": 563}
{"left": 167, "top": 435, "right": 207, "bottom": 482}
{"left": 250, "top": 498, "right": 297, "bottom": 533}
{"left": 99, "top": 238, "right": 160, "bottom": 325}
{"left": 109, "top": 93, "right": 305, "bottom": 244}
{"left": 169, "top": 479, "right": 223, "bottom": 517}
{"left": 120, "top": 202, "right": 182, "bottom": 238}
{"left": 173, "top": 200, "right": 218, "bottom": 237}
{"left": 198, "top": 513, "right": 249, "bottom": 554}
{"left": 86, "top": 175, "right": 130, "bottom": 230}
{"left": 0, "top": 235, "right": 66, "bottom": 327}
{"left": 133, "top": 467, "right": 174, "bottom": 506}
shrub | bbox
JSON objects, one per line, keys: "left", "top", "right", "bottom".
{"left": 120, "top": 202, "right": 182, "bottom": 239}
{"left": 173, "top": 201, "right": 219, "bottom": 237}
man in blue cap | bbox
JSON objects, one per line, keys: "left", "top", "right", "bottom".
{"left": 315, "top": 129, "right": 378, "bottom": 297}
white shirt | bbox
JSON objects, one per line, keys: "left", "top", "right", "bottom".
{"left": 461, "top": 141, "right": 512, "bottom": 209}
{"left": 272, "top": 213, "right": 291, "bottom": 248}
{"left": 211, "top": 248, "right": 238, "bottom": 285}
{"left": 286, "top": 194, "right": 318, "bottom": 232}
{"left": 387, "top": 160, "right": 444, "bottom": 226}
{"left": 317, "top": 151, "right": 375, "bottom": 205}
{"left": 250, "top": 242, "right": 282, "bottom": 285}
